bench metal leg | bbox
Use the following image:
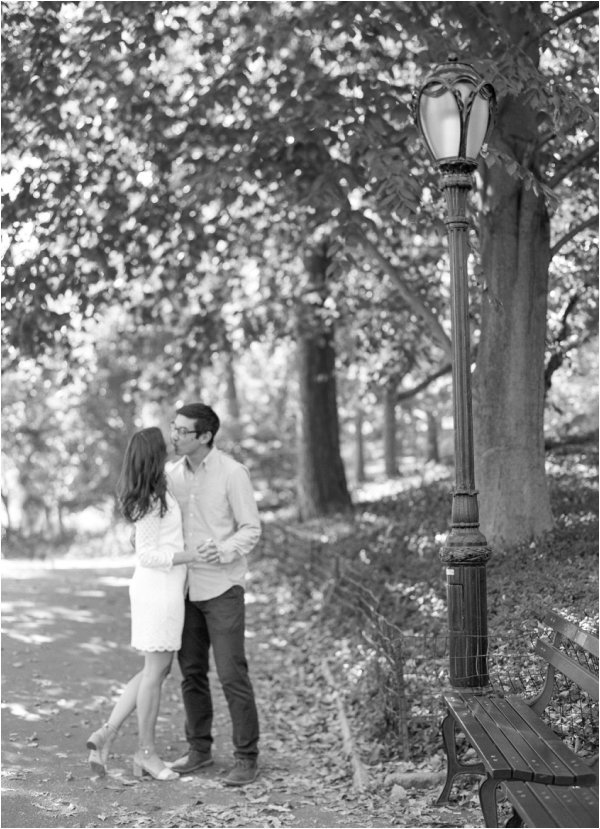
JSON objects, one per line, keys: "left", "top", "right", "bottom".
{"left": 505, "top": 809, "right": 524, "bottom": 828}
{"left": 436, "top": 713, "right": 486, "bottom": 806}
{"left": 479, "top": 777, "right": 500, "bottom": 828}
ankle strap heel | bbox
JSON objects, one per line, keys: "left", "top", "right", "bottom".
{"left": 132, "top": 749, "right": 178, "bottom": 781}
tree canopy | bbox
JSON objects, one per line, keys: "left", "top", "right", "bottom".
{"left": 2, "top": 1, "right": 597, "bottom": 542}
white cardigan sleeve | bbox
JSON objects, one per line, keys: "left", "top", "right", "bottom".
{"left": 135, "top": 509, "right": 174, "bottom": 570}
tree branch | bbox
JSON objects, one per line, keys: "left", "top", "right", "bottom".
{"left": 543, "top": 289, "right": 596, "bottom": 391}
{"left": 551, "top": 2, "right": 598, "bottom": 32}
{"left": 353, "top": 230, "right": 453, "bottom": 359}
{"left": 520, "top": 2, "right": 599, "bottom": 50}
{"left": 550, "top": 214, "right": 599, "bottom": 258}
{"left": 396, "top": 363, "right": 452, "bottom": 402}
{"left": 549, "top": 143, "right": 599, "bottom": 188}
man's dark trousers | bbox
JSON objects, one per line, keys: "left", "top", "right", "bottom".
{"left": 178, "top": 585, "right": 259, "bottom": 759}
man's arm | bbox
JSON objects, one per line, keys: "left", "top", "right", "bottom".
{"left": 217, "top": 465, "right": 261, "bottom": 564}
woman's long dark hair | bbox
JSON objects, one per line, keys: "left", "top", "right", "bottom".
{"left": 117, "top": 427, "right": 168, "bottom": 522}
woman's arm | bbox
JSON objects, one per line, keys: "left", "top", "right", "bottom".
{"left": 135, "top": 509, "right": 201, "bottom": 568}
{"left": 172, "top": 549, "right": 201, "bottom": 565}
{"left": 135, "top": 511, "right": 175, "bottom": 569}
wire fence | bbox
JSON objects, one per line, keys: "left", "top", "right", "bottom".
{"left": 258, "top": 521, "right": 599, "bottom": 762}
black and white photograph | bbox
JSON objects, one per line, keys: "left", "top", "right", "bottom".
{"left": 2, "top": 2, "right": 598, "bottom": 828}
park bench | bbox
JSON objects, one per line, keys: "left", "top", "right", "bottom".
{"left": 436, "top": 609, "right": 599, "bottom": 827}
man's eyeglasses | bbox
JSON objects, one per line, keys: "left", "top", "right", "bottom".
{"left": 169, "top": 422, "right": 197, "bottom": 437}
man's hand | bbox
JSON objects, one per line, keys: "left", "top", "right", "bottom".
{"left": 195, "top": 538, "right": 220, "bottom": 565}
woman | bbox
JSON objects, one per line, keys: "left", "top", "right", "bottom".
{"left": 86, "top": 427, "right": 200, "bottom": 781}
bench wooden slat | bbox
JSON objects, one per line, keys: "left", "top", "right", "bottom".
{"left": 448, "top": 693, "right": 594, "bottom": 785}
{"left": 534, "top": 638, "right": 600, "bottom": 700}
{"left": 468, "top": 696, "right": 556, "bottom": 783}
{"left": 501, "top": 780, "right": 563, "bottom": 828}
{"left": 480, "top": 696, "right": 572, "bottom": 784}
{"left": 549, "top": 785, "right": 600, "bottom": 828}
{"left": 544, "top": 610, "right": 600, "bottom": 659}
{"left": 444, "top": 693, "right": 515, "bottom": 779}
{"left": 503, "top": 780, "right": 599, "bottom": 829}
{"left": 504, "top": 696, "right": 598, "bottom": 785}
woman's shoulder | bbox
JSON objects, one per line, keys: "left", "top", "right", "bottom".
{"left": 134, "top": 499, "right": 160, "bottom": 522}
{"left": 134, "top": 493, "right": 175, "bottom": 523}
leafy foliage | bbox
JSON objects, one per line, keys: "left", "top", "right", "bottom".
{"left": 1, "top": 1, "right": 598, "bottom": 539}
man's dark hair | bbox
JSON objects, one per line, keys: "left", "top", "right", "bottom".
{"left": 176, "top": 403, "right": 220, "bottom": 447}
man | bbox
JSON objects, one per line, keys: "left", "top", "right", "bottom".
{"left": 166, "top": 402, "right": 261, "bottom": 786}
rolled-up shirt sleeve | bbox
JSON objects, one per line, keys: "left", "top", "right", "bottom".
{"left": 216, "top": 466, "right": 261, "bottom": 564}
{"left": 135, "top": 510, "right": 174, "bottom": 571}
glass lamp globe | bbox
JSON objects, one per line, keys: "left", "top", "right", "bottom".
{"left": 414, "top": 55, "right": 496, "bottom": 168}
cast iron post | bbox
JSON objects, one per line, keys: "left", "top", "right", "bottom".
{"left": 440, "top": 166, "right": 492, "bottom": 688}
{"left": 413, "top": 57, "right": 496, "bottom": 689}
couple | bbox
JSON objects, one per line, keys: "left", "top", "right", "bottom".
{"left": 86, "top": 403, "right": 261, "bottom": 786}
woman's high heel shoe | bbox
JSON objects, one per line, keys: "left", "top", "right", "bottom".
{"left": 86, "top": 723, "right": 118, "bottom": 776}
{"left": 132, "top": 749, "right": 179, "bottom": 781}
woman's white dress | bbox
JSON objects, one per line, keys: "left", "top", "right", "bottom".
{"left": 129, "top": 492, "right": 187, "bottom": 652}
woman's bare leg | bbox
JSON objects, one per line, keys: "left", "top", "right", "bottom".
{"left": 106, "top": 669, "right": 143, "bottom": 734}
{"left": 136, "top": 651, "right": 174, "bottom": 751}
{"left": 88, "top": 668, "right": 143, "bottom": 773}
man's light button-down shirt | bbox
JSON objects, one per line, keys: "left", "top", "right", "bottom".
{"left": 166, "top": 448, "right": 261, "bottom": 601}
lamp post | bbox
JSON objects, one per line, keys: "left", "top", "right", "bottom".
{"left": 413, "top": 56, "right": 496, "bottom": 690}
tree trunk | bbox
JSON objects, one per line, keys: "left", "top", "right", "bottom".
{"left": 296, "top": 243, "right": 353, "bottom": 519}
{"left": 222, "top": 347, "right": 242, "bottom": 444}
{"left": 426, "top": 410, "right": 440, "bottom": 463}
{"left": 383, "top": 382, "right": 398, "bottom": 477}
{"left": 355, "top": 409, "right": 366, "bottom": 484}
{"left": 1, "top": 490, "right": 12, "bottom": 531}
{"left": 57, "top": 503, "right": 65, "bottom": 536}
{"left": 474, "top": 13, "right": 553, "bottom": 545}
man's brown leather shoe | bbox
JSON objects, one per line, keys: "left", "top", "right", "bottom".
{"left": 222, "top": 758, "right": 258, "bottom": 786}
{"left": 167, "top": 749, "right": 213, "bottom": 774}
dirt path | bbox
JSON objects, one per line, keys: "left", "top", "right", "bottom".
{"left": 1, "top": 556, "right": 480, "bottom": 828}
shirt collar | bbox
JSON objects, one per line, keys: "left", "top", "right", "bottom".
{"left": 183, "top": 446, "right": 217, "bottom": 472}
{"left": 200, "top": 447, "right": 217, "bottom": 468}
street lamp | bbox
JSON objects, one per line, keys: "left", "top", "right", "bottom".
{"left": 413, "top": 56, "right": 496, "bottom": 689}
